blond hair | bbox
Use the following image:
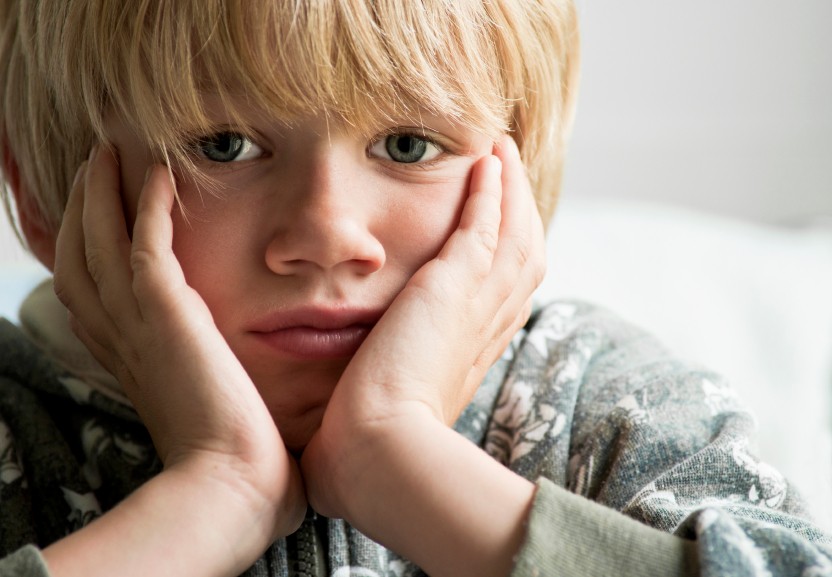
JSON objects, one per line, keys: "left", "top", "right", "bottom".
{"left": 0, "top": 0, "right": 579, "bottom": 241}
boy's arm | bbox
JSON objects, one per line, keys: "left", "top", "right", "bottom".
{"left": 315, "top": 414, "right": 538, "bottom": 577}
{"left": 301, "top": 136, "right": 545, "bottom": 577}
{"left": 42, "top": 459, "right": 289, "bottom": 577}
{"left": 41, "top": 147, "right": 306, "bottom": 577}
{"left": 305, "top": 418, "right": 700, "bottom": 577}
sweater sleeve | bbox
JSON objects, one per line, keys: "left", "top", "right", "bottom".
{"left": 489, "top": 301, "right": 832, "bottom": 576}
{"left": 0, "top": 546, "right": 51, "bottom": 577}
{"left": 512, "top": 478, "right": 699, "bottom": 577}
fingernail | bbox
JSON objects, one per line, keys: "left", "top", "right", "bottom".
{"left": 87, "top": 144, "right": 98, "bottom": 163}
{"left": 144, "top": 166, "right": 153, "bottom": 185}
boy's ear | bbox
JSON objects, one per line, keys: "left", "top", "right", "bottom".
{"left": 2, "top": 149, "right": 57, "bottom": 271}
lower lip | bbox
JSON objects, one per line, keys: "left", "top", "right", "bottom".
{"left": 251, "top": 325, "right": 372, "bottom": 360}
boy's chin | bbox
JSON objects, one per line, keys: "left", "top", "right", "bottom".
{"left": 274, "top": 406, "right": 327, "bottom": 455}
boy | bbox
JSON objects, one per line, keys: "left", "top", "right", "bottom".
{"left": 0, "top": 1, "right": 829, "bottom": 576}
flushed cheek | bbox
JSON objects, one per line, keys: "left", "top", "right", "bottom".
{"left": 167, "top": 197, "right": 255, "bottom": 317}
{"left": 386, "top": 182, "right": 469, "bottom": 270}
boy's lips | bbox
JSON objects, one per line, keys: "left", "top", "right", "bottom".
{"left": 247, "top": 307, "right": 383, "bottom": 360}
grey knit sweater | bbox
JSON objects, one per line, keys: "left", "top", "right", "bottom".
{"left": 1, "top": 297, "right": 830, "bottom": 576}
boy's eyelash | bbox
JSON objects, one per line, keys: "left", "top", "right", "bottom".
{"left": 377, "top": 129, "right": 443, "bottom": 147}
{"left": 184, "top": 129, "right": 265, "bottom": 171}
{"left": 188, "top": 131, "right": 246, "bottom": 149}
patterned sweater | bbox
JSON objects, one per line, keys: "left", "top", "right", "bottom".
{"left": 1, "top": 292, "right": 830, "bottom": 576}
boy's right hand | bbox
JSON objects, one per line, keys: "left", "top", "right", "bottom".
{"left": 49, "top": 145, "right": 305, "bottom": 576}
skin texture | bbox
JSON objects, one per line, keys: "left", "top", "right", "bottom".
{"left": 30, "top": 102, "right": 547, "bottom": 577}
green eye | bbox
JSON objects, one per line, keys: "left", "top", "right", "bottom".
{"left": 370, "top": 133, "right": 442, "bottom": 164}
{"left": 198, "top": 132, "right": 262, "bottom": 162}
{"left": 386, "top": 135, "right": 427, "bottom": 163}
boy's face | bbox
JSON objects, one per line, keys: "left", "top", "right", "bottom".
{"left": 105, "top": 98, "right": 493, "bottom": 450}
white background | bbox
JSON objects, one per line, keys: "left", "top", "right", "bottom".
{"left": 564, "top": 0, "right": 832, "bottom": 225}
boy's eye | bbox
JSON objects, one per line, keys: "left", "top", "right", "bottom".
{"left": 369, "top": 133, "right": 442, "bottom": 164}
{"left": 197, "top": 132, "right": 263, "bottom": 163}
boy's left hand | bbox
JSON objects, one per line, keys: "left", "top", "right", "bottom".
{"left": 301, "top": 135, "right": 544, "bottom": 577}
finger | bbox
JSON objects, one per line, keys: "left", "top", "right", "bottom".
{"left": 82, "top": 145, "right": 142, "bottom": 321}
{"left": 53, "top": 159, "right": 121, "bottom": 348}
{"left": 448, "top": 136, "right": 543, "bottom": 355}
{"left": 487, "top": 135, "right": 546, "bottom": 310}
{"left": 455, "top": 154, "right": 503, "bottom": 249}
{"left": 130, "top": 164, "right": 194, "bottom": 322}
{"left": 493, "top": 134, "right": 544, "bottom": 276}
{"left": 430, "top": 153, "right": 503, "bottom": 287}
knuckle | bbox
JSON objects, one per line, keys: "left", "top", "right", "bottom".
{"left": 494, "top": 273, "right": 515, "bottom": 303}
{"left": 531, "top": 254, "right": 547, "bottom": 287}
{"left": 131, "top": 248, "right": 184, "bottom": 311}
{"left": 130, "top": 247, "right": 157, "bottom": 277}
{"left": 509, "top": 230, "right": 533, "bottom": 265}
{"left": 52, "top": 276, "right": 73, "bottom": 309}
{"left": 470, "top": 223, "right": 499, "bottom": 256}
{"left": 84, "top": 246, "right": 110, "bottom": 285}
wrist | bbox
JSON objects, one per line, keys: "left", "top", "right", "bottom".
{"left": 304, "top": 402, "right": 439, "bottom": 518}
{"left": 44, "top": 457, "right": 304, "bottom": 577}
{"left": 164, "top": 453, "right": 304, "bottom": 545}
{"left": 308, "top": 414, "right": 536, "bottom": 577}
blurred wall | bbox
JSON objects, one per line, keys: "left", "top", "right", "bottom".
{"left": 563, "top": 0, "right": 832, "bottom": 226}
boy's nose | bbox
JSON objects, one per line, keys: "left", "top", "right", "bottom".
{"left": 264, "top": 157, "right": 386, "bottom": 276}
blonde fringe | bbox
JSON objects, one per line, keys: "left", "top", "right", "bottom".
{"left": 0, "top": 0, "right": 579, "bottom": 238}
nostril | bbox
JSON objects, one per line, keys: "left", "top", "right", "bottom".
{"left": 263, "top": 214, "right": 386, "bottom": 275}
{"left": 264, "top": 254, "right": 317, "bottom": 276}
{"left": 352, "top": 255, "right": 385, "bottom": 275}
